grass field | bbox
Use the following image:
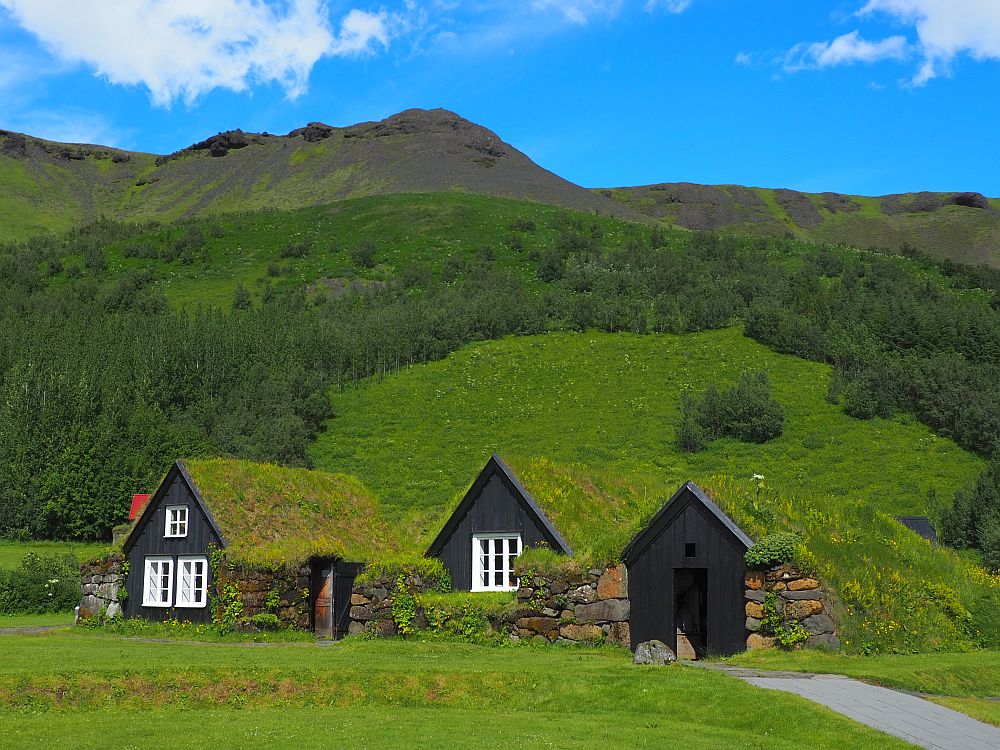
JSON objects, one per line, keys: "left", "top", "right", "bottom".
{"left": 0, "top": 541, "right": 109, "bottom": 569}
{"left": 0, "top": 612, "right": 74, "bottom": 628}
{"left": 310, "top": 328, "right": 995, "bottom": 653}
{"left": 0, "top": 630, "right": 910, "bottom": 750}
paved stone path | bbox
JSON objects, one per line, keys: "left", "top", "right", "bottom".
{"left": 742, "top": 672, "right": 1000, "bottom": 750}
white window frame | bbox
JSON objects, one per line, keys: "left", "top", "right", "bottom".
{"left": 165, "top": 506, "right": 188, "bottom": 538}
{"left": 142, "top": 556, "right": 174, "bottom": 607}
{"left": 471, "top": 533, "right": 522, "bottom": 592}
{"left": 176, "top": 556, "right": 209, "bottom": 608}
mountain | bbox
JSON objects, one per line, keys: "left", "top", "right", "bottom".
{"left": 599, "top": 183, "right": 1000, "bottom": 267}
{"left": 4, "top": 107, "right": 1000, "bottom": 267}
{"left": 0, "top": 108, "right": 638, "bottom": 241}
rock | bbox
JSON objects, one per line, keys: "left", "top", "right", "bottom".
{"left": 290, "top": 121, "right": 335, "bottom": 142}
{"left": 747, "top": 633, "right": 776, "bottom": 650}
{"left": 782, "top": 590, "right": 825, "bottom": 601}
{"left": 607, "top": 621, "right": 631, "bottom": 647}
{"left": 560, "top": 623, "right": 603, "bottom": 641}
{"left": 517, "top": 587, "right": 534, "bottom": 601}
{"left": 806, "top": 634, "right": 840, "bottom": 650}
{"left": 97, "top": 582, "right": 118, "bottom": 599}
{"left": 80, "top": 595, "right": 102, "bottom": 614}
{"left": 350, "top": 593, "right": 370, "bottom": 605}
{"left": 787, "top": 578, "right": 820, "bottom": 591}
{"left": 515, "top": 616, "right": 559, "bottom": 636}
{"left": 634, "top": 640, "right": 676, "bottom": 666}
{"left": 560, "top": 609, "right": 574, "bottom": 619}
{"left": 802, "top": 613, "right": 836, "bottom": 636}
{"left": 597, "top": 565, "right": 627, "bottom": 599}
{"left": 784, "top": 600, "right": 824, "bottom": 620}
{"left": 350, "top": 605, "right": 373, "bottom": 621}
{"left": 745, "top": 589, "right": 766, "bottom": 603}
{"left": 0, "top": 131, "right": 28, "bottom": 158}
{"left": 774, "top": 582, "right": 787, "bottom": 591}
{"left": 952, "top": 192, "right": 990, "bottom": 210}
{"left": 348, "top": 621, "right": 365, "bottom": 636}
{"left": 745, "top": 571, "right": 765, "bottom": 590}
{"left": 374, "top": 619, "right": 396, "bottom": 637}
{"left": 541, "top": 607, "right": 559, "bottom": 618}
{"left": 745, "top": 601, "right": 765, "bottom": 619}
{"left": 549, "top": 580, "right": 569, "bottom": 595}
{"left": 105, "top": 602, "right": 121, "bottom": 619}
{"left": 766, "top": 564, "right": 799, "bottom": 583}
{"left": 746, "top": 616, "right": 761, "bottom": 632}
{"left": 575, "top": 599, "right": 630, "bottom": 622}
{"left": 371, "top": 587, "right": 388, "bottom": 601}
{"left": 569, "top": 585, "right": 598, "bottom": 604}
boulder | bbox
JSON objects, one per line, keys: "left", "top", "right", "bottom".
{"left": 597, "top": 565, "right": 627, "bottom": 599}
{"left": 746, "top": 616, "right": 761, "bottom": 632}
{"left": 348, "top": 621, "right": 365, "bottom": 636}
{"left": 569, "top": 585, "right": 598, "bottom": 604}
{"left": 952, "top": 192, "right": 990, "bottom": 210}
{"left": 541, "top": 607, "right": 559, "bottom": 618}
{"left": 784, "top": 600, "right": 823, "bottom": 620}
{"left": 350, "top": 593, "right": 370, "bottom": 605}
{"left": 105, "top": 602, "right": 121, "bottom": 619}
{"left": 747, "top": 633, "right": 776, "bottom": 650}
{"left": 575, "top": 599, "right": 630, "bottom": 622}
{"left": 350, "top": 605, "right": 373, "bottom": 621}
{"left": 634, "top": 640, "right": 676, "bottom": 666}
{"left": 515, "top": 616, "right": 559, "bottom": 636}
{"left": 745, "top": 571, "right": 765, "bottom": 590}
{"left": 744, "top": 589, "right": 766, "bottom": 603}
{"left": 559, "top": 623, "right": 603, "bottom": 641}
{"left": 787, "top": 578, "right": 820, "bottom": 591}
{"left": 745, "top": 601, "right": 765, "bottom": 619}
{"left": 806, "top": 633, "right": 840, "bottom": 650}
{"left": 782, "top": 590, "right": 825, "bottom": 601}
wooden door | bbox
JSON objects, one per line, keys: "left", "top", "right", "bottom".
{"left": 314, "top": 567, "right": 333, "bottom": 637}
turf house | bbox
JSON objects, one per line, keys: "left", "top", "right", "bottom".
{"left": 426, "top": 454, "right": 573, "bottom": 591}
{"left": 623, "top": 481, "right": 753, "bottom": 657}
{"left": 115, "top": 459, "right": 377, "bottom": 637}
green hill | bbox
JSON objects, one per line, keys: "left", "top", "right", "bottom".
{"left": 310, "top": 329, "right": 999, "bottom": 653}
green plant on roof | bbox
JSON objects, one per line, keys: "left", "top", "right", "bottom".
{"left": 745, "top": 532, "right": 802, "bottom": 568}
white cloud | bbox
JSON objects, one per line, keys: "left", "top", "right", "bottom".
{"left": 2, "top": 108, "right": 123, "bottom": 146}
{"left": 644, "top": 0, "right": 691, "bottom": 13}
{"left": 784, "top": 30, "right": 909, "bottom": 72}
{"left": 530, "top": 0, "right": 625, "bottom": 25}
{"left": 860, "top": 0, "right": 1000, "bottom": 84}
{"left": 0, "top": 1, "right": 391, "bottom": 106}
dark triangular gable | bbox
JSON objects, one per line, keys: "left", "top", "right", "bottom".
{"left": 426, "top": 454, "right": 573, "bottom": 556}
{"left": 122, "top": 460, "right": 228, "bottom": 554}
{"left": 622, "top": 481, "right": 752, "bottom": 565}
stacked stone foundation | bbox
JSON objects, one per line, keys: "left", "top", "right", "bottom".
{"left": 744, "top": 563, "right": 838, "bottom": 650}
{"left": 78, "top": 556, "right": 125, "bottom": 620}
{"left": 216, "top": 564, "right": 311, "bottom": 629}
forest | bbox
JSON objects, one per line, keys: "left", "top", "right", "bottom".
{"left": 3, "top": 204, "right": 1000, "bottom": 566}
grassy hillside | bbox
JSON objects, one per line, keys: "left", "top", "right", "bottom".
{"left": 604, "top": 183, "right": 1000, "bottom": 267}
{"left": 310, "top": 329, "right": 999, "bottom": 653}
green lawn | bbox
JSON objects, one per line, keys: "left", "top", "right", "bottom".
{"left": 0, "top": 612, "right": 74, "bottom": 629}
{"left": 0, "top": 631, "right": 909, "bottom": 749}
{"left": 0, "top": 541, "right": 109, "bottom": 569}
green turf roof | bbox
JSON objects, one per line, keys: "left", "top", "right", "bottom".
{"left": 180, "top": 458, "right": 392, "bottom": 567}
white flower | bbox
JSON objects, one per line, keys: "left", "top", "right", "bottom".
{"left": 752, "top": 473, "right": 764, "bottom": 481}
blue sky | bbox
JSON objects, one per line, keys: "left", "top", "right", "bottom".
{"left": 1, "top": 0, "right": 999, "bottom": 196}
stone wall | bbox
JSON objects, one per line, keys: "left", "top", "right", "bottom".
{"left": 744, "top": 563, "right": 838, "bottom": 650}
{"left": 216, "top": 563, "right": 311, "bottom": 629}
{"left": 78, "top": 557, "right": 125, "bottom": 620}
{"left": 347, "top": 564, "right": 631, "bottom": 647}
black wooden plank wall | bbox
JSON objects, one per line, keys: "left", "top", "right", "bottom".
{"left": 125, "top": 472, "right": 221, "bottom": 623}
{"left": 437, "top": 472, "right": 560, "bottom": 590}
{"left": 627, "top": 499, "right": 747, "bottom": 656}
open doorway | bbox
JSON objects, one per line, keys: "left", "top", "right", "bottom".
{"left": 674, "top": 568, "right": 708, "bottom": 659}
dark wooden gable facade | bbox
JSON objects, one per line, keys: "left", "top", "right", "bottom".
{"left": 623, "top": 481, "right": 753, "bottom": 657}
{"left": 427, "top": 454, "right": 572, "bottom": 591}
{"left": 122, "top": 461, "right": 225, "bottom": 623}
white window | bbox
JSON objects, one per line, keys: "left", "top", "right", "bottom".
{"left": 176, "top": 556, "right": 208, "bottom": 608}
{"left": 143, "top": 557, "right": 173, "bottom": 607}
{"left": 472, "top": 534, "right": 522, "bottom": 592}
{"left": 165, "top": 506, "right": 188, "bottom": 538}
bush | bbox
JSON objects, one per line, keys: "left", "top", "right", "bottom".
{"left": 280, "top": 240, "right": 311, "bottom": 259}
{"left": 247, "top": 612, "right": 281, "bottom": 631}
{"left": 676, "top": 371, "right": 784, "bottom": 451}
{"left": 943, "top": 457, "right": 1000, "bottom": 570}
{"left": 0, "top": 552, "right": 80, "bottom": 614}
{"left": 745, "top": 532, "right": 801, "bottom": 568}
{"left": 350, "top": 239, "right": 377, "bottom": 268}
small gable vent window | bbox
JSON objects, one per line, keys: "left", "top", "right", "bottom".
{"left": 165, "top": 506, "right": 188, "bottom": 538}
{"left": 685, "top": 543, "right": 696, "bottom": 558}
{"left": 472, "top": 534, "right": 522, "bottom": 592}
{"left": 143, "top": 557, "right": 173, "bottom": 607}
{"left": 176, "top": 557, "right": 208, "bottom": 608}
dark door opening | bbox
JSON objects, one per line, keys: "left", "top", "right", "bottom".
{"left": 314, "top": 565, "right": 334, "bottom": 638}
{"left": 674, "top": 568, "right": 708, "bottom": 659}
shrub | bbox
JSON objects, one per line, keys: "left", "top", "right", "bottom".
{"left": 745, "top": 532, "right": 801, "bottom": 568}
{"left": 232, "top": 283, "right": 252, "bottom": 310}
{"left": 0, "top": 552, "right": 80, "bottom": 614}
{"left": 676, "top": 371, "right": 785, "bottom": 451}
{"left": 247, "top": 613, "right": 281, "bottom": 631}
{"left": 280, "top": 240, "right": 311, "bottom": 259}
{"left": 942, "top": 456, "right": 1000, "bottom": 570}
{"left": 350, "top": 239, "right": 377, "bottom": 268}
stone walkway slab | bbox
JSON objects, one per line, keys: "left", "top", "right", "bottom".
{"left": 744, "top": 674, "right": 1000, "bottom": 750}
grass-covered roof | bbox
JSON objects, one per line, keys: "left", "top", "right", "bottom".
{"left": 181, "top": 458, "right": 392, "bottom": 567}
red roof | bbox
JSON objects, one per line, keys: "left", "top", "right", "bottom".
{"left": 129, "top": 493, "right": 151, "bottom": 521}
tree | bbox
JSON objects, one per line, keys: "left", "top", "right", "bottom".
{"left": 232, "top": 284, "right": 252, "bottom": 310}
